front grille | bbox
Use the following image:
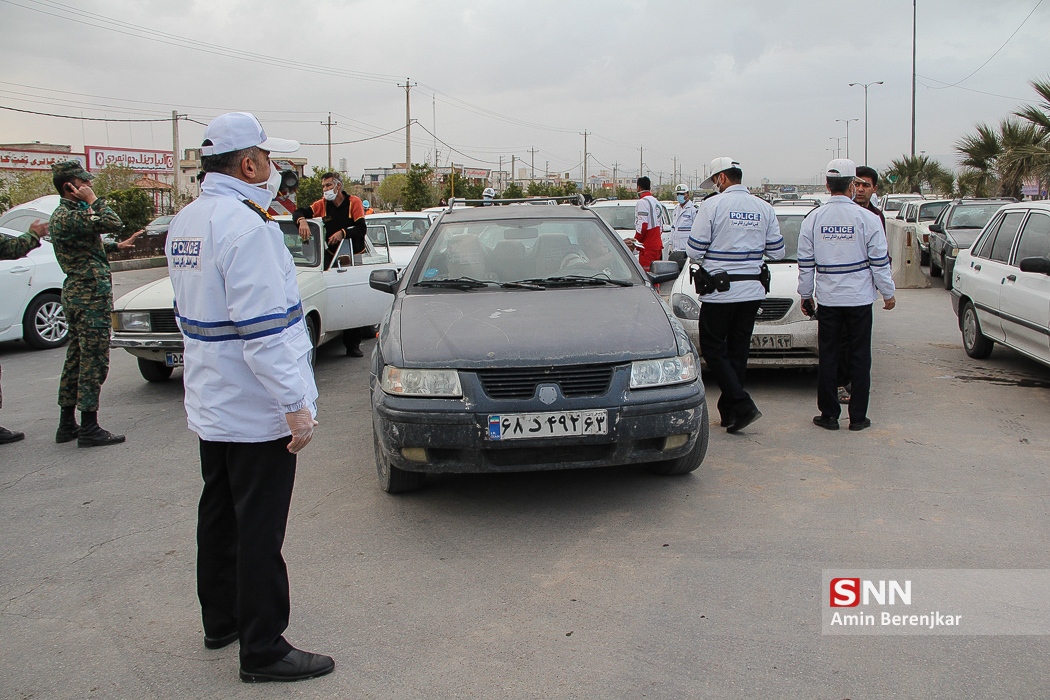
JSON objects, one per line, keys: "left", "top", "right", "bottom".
{"left": 749, "top": 348, "right": 818, "bottom": 359}
{"left": 477, "top": 364, "right": 615, "bottom": 399}
{"left": 755, "top": 298, "right": 793, "bottom": 321}
{"left": 484, "top": 444, "right": 615, "bottom": 468}
{"left": 150, "top": 310, "right": 180, "bottom": 333}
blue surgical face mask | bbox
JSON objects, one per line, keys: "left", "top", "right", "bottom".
{"left": 677, "top": 194, "right": 686, "bottom": 204}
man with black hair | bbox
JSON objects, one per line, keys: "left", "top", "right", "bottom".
{"left": 630, "top": 176, "right": 663, "bottom": 270}
{"left": 292, "top": 172, "right": 369, "bottom": 356}
{"left": 167, "top": 112, "right": 334, "bottom": 684}
{"left": 798, "top": 159, "right": 896, "bottom": 432}
{"left": 688, "top": 157, "right": 784, "bottom": 434}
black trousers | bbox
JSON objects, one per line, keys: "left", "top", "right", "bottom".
{"left": 816, "top": 305, "right": 873, "bottom": 423}
{"left": 198, "top": 437, "right": 296, "bottom": 669}
{"left": 698, "top": 299, "right": 762, "bottom": 422}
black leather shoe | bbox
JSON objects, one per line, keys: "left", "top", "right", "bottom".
{"left": 240, "top": 648, "right": 335, "bottom": 683}
{"left": 719, "top": 417, "right": 732, "bottom": 428}
{"left": 727, "top": 408, "right": 761, "bottom": 434}
{"left": 346, "top": 345, "right": 364, "bottom": 358}
{"left": 849, "top": 418, "right": 872, "bottom": 432}
{"left": 77, "top": 426, "right": 126, "bottom": 448}
{"left": 204, "top": 630, "right": 238, "bottom": 650}
{"left": 55, "top": 422, "right": 80, "bottom": 443}
{"left": 0, "top": 426, "right": 25, "bottom": 444}
{"left": 813, "top": 415, "right": 840, "bottom": 431}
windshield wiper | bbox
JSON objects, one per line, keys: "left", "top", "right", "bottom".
{"left": 517, "top": 275, "right": 633, "bottom": 287}
{"left": 414, "top": 277, "right": 491, "bottom": 290}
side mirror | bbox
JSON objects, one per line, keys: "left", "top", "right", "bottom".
{"left": 1019, "top": 256, "right": 1050, "bottom": 275}
{"left": 929, "top": 223, "right": 944, "bottom": 234}
{"left": 369, "top": 268, "right": 399, "bottom": 294}
{"left": 648, "top": 260, "right": 681, "bottom": 285}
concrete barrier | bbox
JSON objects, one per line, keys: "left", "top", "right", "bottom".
{"left": 886, "top": 218, "right": 930, "bottom": 289}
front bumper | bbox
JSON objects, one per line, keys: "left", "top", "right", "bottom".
{"left": 680, "top": 317, "right": 820, "bottom": 367}
{"left": 110, "top": 332, "right": 183, "bottom": 362}
{"left": 372, "top": 370, "right": 707, "bottom": 474}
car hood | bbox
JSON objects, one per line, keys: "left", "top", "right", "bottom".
{"left": 945, "top": 228, "right": 983, "bottom": 249}
{"left": 390, "top": 286, "right": 677, "bottom": 368}
{"left": 113, "top": 268, "right": 317, "bottom": 311}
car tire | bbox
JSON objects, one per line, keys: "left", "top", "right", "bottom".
{"left": 22, "top": 292, "right": 68, "bottom": 349}
{"left": 646, "top": 405, "right": 710, "bottom": 476}
{"left": 961, "top": 301, "right": 994, "bottom": 359}
{"left": 306, "top": 315, "right": 319, "bottom": 368}
{"left": 929, "top": 254, "right": 941, "bottom": 277}
{"left": 138, "top": 358, "right": 174, "bottom": 382}
{"left": 942, "top": 257, "right": 953, "bottom": 290}
{"left": 374, "top": 430, "right": 426, "bottom": 493}
{"left": 920, "top": 249, "right": 929, "bottom": 266}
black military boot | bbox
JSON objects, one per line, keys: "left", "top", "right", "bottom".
{"left": 77, "top": 411, "right": 125, "bottom": 448}
{"left": 55, "top": 406, "right": 80, "bottom": 444}
{"left": 0, "top": 426, "right": 26, "bottom": 444}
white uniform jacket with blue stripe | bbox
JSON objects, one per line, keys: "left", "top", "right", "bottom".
{"left": 167, "top": 173, "right": 317, "bottom": 442}
{"left": 669, "top": 200, "right": 698, "bottom": 252}
{"left": 686, "top": 184, "right": 785, "bottom": 302}
{"left": 796, "top": 195, "right": 896, "bottom": 307}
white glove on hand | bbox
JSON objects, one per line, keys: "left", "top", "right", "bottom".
{"left": 285, "top": 407, "right": 318, "bottom": 454}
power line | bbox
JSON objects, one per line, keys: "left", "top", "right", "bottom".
{"left": 300, "top": 124, "right": 408, "bottom": 147}
{"left": 412, "top": 122, "right": 501, "bottom": 166}
{"left": 0, "top": 104, "right": 173, "bottom": 122}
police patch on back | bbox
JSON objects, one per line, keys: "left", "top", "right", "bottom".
{"left": 729, "top": 211, "right": 761, "bottom": 227}
{"left": 170, "top": 238, "right": 203, "bottom": 270}
{"left": 820, "top": 225, "right": 855, "bottom": 241}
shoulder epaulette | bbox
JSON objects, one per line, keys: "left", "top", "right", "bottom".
{"left": 241, "top": 199, "right": 274, "bottom": 222}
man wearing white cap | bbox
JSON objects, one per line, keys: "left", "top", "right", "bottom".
{"left": 797, "top": 158, "right": 896, "bottom": 432}
{"left": 667, "top": 183, "right": 696, "bottom": 268}
{"left": 166, "top": 112, "right": 334, "bottom": 683}
{"left": 688, "top": 157, "right": 784, "bottom": 433}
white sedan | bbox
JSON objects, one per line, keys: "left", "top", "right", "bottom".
{"left": 0, "top": 224, "right": 68, "bottom": 349}
{"left": 365, "top": 211, "right": 436, "bottom": 269}
{"left": 667, "top": 204, "right": 819, "bottom": 367}
{"left": 111, "top": 216, "right": 398, "bottom": 382}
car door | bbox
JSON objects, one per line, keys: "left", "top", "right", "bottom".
{"left": 321, "top": 232, "right": 397, "bottom": 331}
{"left": 0, "top": 229, "right": 38, "bottom": 334}
{"left": 928, "top": 207, "right": 948, "bottom": 260}
{"left": 1000, "top": 211, "right": 1050, "bottom": 363}
{"left": 965, "top": 212, "right": 1026, "bottom": 342}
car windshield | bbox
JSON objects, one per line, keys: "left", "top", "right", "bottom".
{"left": 149, "top": 216, "right": 174, "bottom": 226}
{"left": 279, "top": 220, "right": 319, "bottom": 266}
{"left": 592, "top": 205, "right": 636, "bottom": 230}
{"left": 882, "top": 199, "right": 910, "bottom": 212}
{"left": 412, "top": 218, "right": 640, "bottom": 288}
{"left": 770, "top": 213, "right": 806, "bottom": 262}
{"left": 919, "top": 202, "right": 948, "bottom": 221}
{"left": 947, "top": 204, "right": 1004, "bottom": 229}
{"left": 366, "top": 216, "right": 431, "bottom": 246}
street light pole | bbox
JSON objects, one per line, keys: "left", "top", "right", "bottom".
{"left": 836, "top": 119, "right": 859, "bottom": 160}
{"left": 829, "top": 137, "right": 845, "bottom": 159}
{"left": 849, "top": 81, "right": 884, "bottom": 165}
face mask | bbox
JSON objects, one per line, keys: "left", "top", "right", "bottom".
{"left": 323, "top": 189, "right": 338, "bottom": 201}
{"left": 676, "top": 194, "right": 686, "bottom": 204}
{"left": 261, "top": 163, "right": 282, "bottom": 198}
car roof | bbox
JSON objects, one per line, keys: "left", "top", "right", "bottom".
{"left": 2, "top": 194, "right": 61, "bottom": 217}
{"left": 438, "top": 204, "right": 599, "bottom": 222}
{"left": 995, "top": 201, "right": 1050, "bottom": 214}
{"left": 365, "top": 211, "right": 431, "bottom": 218}
{"left": 772, "top": 205, "right": 812, "bottom": 216}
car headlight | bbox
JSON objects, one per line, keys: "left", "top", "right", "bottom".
{"left": 951, "top": 247, "right": 960, "bottom": 257}
{"left": 116, "top": 311, "right": 151, "bottom": 332}
{"left": 671, "top": 293, "right": 700, "bottom": 321}
{"left": 630, "top": 354, "right": 698, "bottom": 389}
{"left": 381, "top": 366, "right": 462, "bottom": 397}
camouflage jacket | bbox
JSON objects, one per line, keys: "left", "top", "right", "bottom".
{"left": 48, "top": 197, "right": 123, "bottom": 308}
{"left": 0, "top": 229, "right": 41, "bottom": 260}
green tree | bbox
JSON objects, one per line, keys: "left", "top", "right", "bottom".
{"left": 501, "top": 182, "right": 524, "bottom": 199}
{"left": 403, "top": 163, "right": 435, "bottom": 211}
{"left": 955, "top": 123, "right": 1001, "bottom": 197}
{"left": 8, "top": 171, "right": 54, "bottom": 206}
{"left": 881, "top": 155, "right": 951, "bottom": 195}
{"left": 295, "top": 166, "right": 328, "bottom": 207}
{"left": 376, "top": 173, "right": 407, "bottom": 209}
{"left": 92, "top": 164, "right": 137, "bottom": 196}
{"left": 107, "top": 188, "right": 155, "bottom": 235}
{"left": 615, "top": 186, "right": 637, "bottom": 200}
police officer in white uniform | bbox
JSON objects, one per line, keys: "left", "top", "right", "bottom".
{"left": 688, "top": 157, "right": 785, "bottom": 433}
{"left": 167, "top": 112, "right": 334, "bottom": 683}
{"left": 797, "top": 158, "right": 896, "bottom": 432}
{"left": 667, "top": 183, "right": 697, "bottom": 269}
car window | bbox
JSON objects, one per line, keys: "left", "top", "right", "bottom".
{"left": 592, "top": 206, "right": 636, "bottom": 230}
{"left": 883, "top": 199, "right": 906, "bottom": 212}
{"left": 772, "top": 214, "right": 805, "bottom": 262}
{"left": 1013, "top": 212, "right": 1050, "bottom": 264}
{"left": 986, "top": 212, "right": 1026, "bottom": 263}
{"left": 366, "top": 217, "right": 430, "bottom": 246}
{"left": 972, "top": 213, "right": 1005, "bottom": 259}
{"left": 919, "top": 202, "right": 948, "bottom": 221}
{"left": 0, "top": 212, "right": 43, "bottom": 233}
{"left": 413, "top": 218, "right": 640, "bottom": 286}
{"left": 947, "top": 204, "right": 1003, "bottom": 230}
{"left": 279, "top": 220, "right": 320, "bottom": 266}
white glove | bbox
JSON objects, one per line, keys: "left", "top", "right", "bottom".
{"left": 285, "top": 407, "right": 318, "bottom": 454}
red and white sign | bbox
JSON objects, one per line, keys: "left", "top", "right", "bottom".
{"left": 0, "top": 149, "right": 86, "bottom": 171}
{"left": 85, "top": 146, "right": 174, "bottom": 173}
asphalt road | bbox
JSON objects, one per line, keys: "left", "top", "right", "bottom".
{"left": 2, "top": 268, "right": 1049, "bottom": 699}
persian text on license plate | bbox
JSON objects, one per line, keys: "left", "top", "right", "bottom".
{"left": 488, "top": 410, "right": 608, "bottom": 441}
{"left": 750, "top": 334, "right": 791, "bottom": 350}
{"left": 165, "top": 352, "right": 184, "bottom": 367}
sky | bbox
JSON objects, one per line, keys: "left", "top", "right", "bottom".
{"left": 1, "top": 0, "right": 1048, "bottom": 186}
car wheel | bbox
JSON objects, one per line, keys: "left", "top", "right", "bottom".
{"left": 961, "top": 302, "right": 994, "bottom": 359}
{"left": 22, "top": 293, "right": 68, "bottom": 349}
{"left": 942, "top": 257, "right": 953, "bottom": 290}
{"left": 920, "top": 249, "right": 929, "bottom": 266}
{"left": 374, "top": 430, "right": 426, "bottom": 493}
{"left": 306, "top": 315, "right": 319, "bottom": 367}
{"left": 929, "top": 253, "right": 941, "bottom": 277}
{"left": 646, "top": 404, "right": 710, "bottom": 476}
{"left": 138, "top": 358, "right": 174, "bottom": 382}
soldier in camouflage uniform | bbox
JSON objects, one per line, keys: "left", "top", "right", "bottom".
{"left": 0, "top": 220, "right": 48, "bottom": 444}
{"left": 48, "top": 161, "right": 142, "bottom": 447}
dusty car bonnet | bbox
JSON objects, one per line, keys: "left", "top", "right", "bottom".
{"left": 391, "top": 286, "right": 677, "bottom": 368}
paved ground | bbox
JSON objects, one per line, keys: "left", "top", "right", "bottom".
{"left": 2, "top": 268, "right": 1049, "bottom": 699}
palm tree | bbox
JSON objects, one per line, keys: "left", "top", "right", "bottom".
{"left": 1014, "top": 78, "right": 1050, "bottom": 136}
{"left": 1011, "top": 78, "right": 1050, "bottom": 196}
{"left": 997, "top": 120, "right": 1044, "bottom": 199}
{"left": 882, "top": 155, "right": 952, "bottom": 195}
{"left": 954, "top": 123, "right": 1001, "bottom": 197}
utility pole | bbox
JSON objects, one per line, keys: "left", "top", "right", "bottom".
{"left": 528, "top": 147, "right": 538, "bottom": 182}
{"left": 432, "top": 92, "right": 437, "bottom": 167}
{"left": 498, "top": 156, "right": 503, "bottom": 190}
{"left": 322, "top": 112, "right": 336, "bottom": 170}
{"left": 171, "top": 110, "right": 182, "bottom": 199}
{"left": 911, "top": 0, "right": 917, "bottom": 157}
{"left": 581, "top": 130, "right": 589, "bottom": 192}
{"left": 612, "top": 162, "right": 619, "bottom": 193}
{"left": 511, "top": 155, "right": 516, "bottom": 186}
{"left": 836, "top": 118, "right": 858, "bottom": 160}
{"left": 639, "top": 146, "right": 644, "bottom": 181}
{"left": 850, "top": 81, "right": 884, "bottom": 165}
{"left": 398, "top": 78, "right": 417, "bottom": 167}
{"left": 672, "top": 156, "right": 677, "bottom": 185}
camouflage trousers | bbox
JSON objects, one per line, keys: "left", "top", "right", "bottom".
{"left": 0, "top": 364, "right": 4, "bottom": 410}
{"left": 59, "top": 306, "right": 111, "bottom": 412}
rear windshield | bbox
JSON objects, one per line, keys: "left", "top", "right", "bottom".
{"left": 947, "top": 204, "right": 1005, "bottom": 230}
{"left": 592, "top": 205, "right": 637, "bottom": 230}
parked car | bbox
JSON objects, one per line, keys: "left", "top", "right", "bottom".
{"left": 589, "top": 199, "right": 671, "bottom": 242}
{"left": 111, "top": 216, "right": 397, "bottom": 382}
{"left": 144, "top": 214, "right": 173, "bottom": 237}
{"left": 879, "top": 194, "right": 925, "bottom": 214}
{"left": 0, "top": 195, "right": 61, "bottom": 234}
{"left": 897, "top": 199, "right": 950, "bottom": 265}
{"left": 951, "top": 201, "right": 1050, "bottom": 368}
{"left": 366, "top": 201, "right": 707, "bottom": 492}
{"left": 364, "top": 211, "right": 436, "bottom": 269}
{"left": 928, "top": 199, "right": 1015, "bottom": 290}
{"left": 0, "top": 225, "right": 68, "bottom": 349}
{"left": 667, "top": 204, "right": 819, "bottom": 366}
